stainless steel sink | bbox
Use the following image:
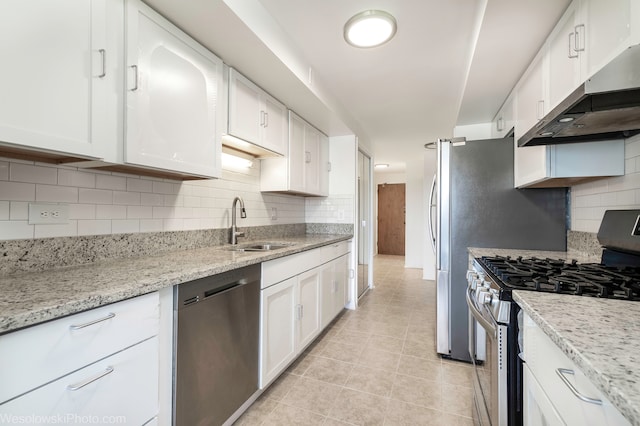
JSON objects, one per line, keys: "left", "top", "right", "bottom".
{"left": 227, "top": 242, "right": 292, "bottom": 252}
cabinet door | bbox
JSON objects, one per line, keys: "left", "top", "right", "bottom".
{"left": 319, "top": 261, "right": 336, "bottom": 329}
{"left": 547, "top": 2, "right": 582, "bottom": 110}
{"left": 262, "top": 94, "right": 288, "bottom": 156}
{"left": 288, "top": 112, "right": 306, "bottom": 193}
{"left": 332, "top": 254, "right": 349, "bottom": 317}
{"left": 0, "top": 0, "right": 116, "bottom": 160}
{"left": 126, "top": 0, "right": 222, "bottom": 178}
{"left": 514, "top": 57, "right": 548, "bottom": 188}
{"left": 304, "top": 125, "right": 321, "bottom": 195}
{"left": 260, "top": 277, "right": 297, "bottom": 388}
{"left": 582, "top": 0, "right": 635, "bottom": 79}
{"left": 297, "top": 268, "right": 321, "bottom": 349}
{"left": 0, "top": 337, "right": 158, "bottom": 425}
{"left": 515, "top": 56, "right": 546, "bottom": 142}
{"left": 492, "top": 96, "right": 515, "bottom": 138}
{"left": 228, "top": 69, "right": 262, "bottom": 145}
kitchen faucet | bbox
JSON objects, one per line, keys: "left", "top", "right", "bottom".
{"left": 230, "top": 196, "right": 247, "bottom": 245}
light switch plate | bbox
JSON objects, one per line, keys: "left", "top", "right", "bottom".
{"left": 28, "top": 203, "right": 69, "bottom": 224}
{"left": 271, "top": 207, "right": 277, "bottom": 220}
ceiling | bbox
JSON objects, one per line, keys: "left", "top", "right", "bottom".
{"left": 144, "top": 0, "right": 571, "bottom": 173}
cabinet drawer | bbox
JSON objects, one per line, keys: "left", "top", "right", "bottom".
{"left": 322, "top": 241, "right": 349, "bottom": 260}
{"left": 0, "top": 337, "right": 159, "bottom": 425}
{"left": 262, "top": 242, "right": 350, "bottom": 289}
{"left": 523, "top": 313, "right": 629, "bottom": 425}
{"left": 0, "top": 292, "right": 159, "bottom": 404}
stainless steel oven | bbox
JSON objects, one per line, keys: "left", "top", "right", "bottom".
{"left": 466, "top": 265, "right": 514, "bottom": 426}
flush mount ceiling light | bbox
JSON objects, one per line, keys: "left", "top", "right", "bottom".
{"left": 344, "top": 10, "right": 397, "bottom": 48}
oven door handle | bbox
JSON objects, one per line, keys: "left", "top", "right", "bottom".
{"left": 466, "top": 286, "right": 497, "bottom": 339}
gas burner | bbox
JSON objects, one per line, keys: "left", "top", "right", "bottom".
{"left": 477, "top": 256, "right": 640, "bottom": 301}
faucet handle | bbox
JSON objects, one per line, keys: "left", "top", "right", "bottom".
{"left": 235, "top": 231, "right": 245, "bottom": 238}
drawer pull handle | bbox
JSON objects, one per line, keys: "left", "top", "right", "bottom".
{"left": 67, "top": 366, "right": 114, "bottom": 391}
{"left": 69, "top": 312, "right": 115, "bottom": 330}
{"left": 98, "top": 49, "right": 106, "bottom": 78}
{"left": 555, "top": 368, "right": 602, "bottom": 405}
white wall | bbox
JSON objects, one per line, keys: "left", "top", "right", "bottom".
{"left": 571, "top": 133, "right": 640, "bottom": 233}
{"left": 452, "top": 123, "right": 492, "bottom": 140}
{"left": 404, "top": 158, "right": 425, "bottom": 269}
{"left": 372, "top": 160, "right": 425, "bottom": 270}
{"left": 0, "top": 156, "right": 305, "bottom": 240}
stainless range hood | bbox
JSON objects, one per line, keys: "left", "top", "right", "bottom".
{"left": 519, "top": 43, "right": 640, "bottom": 147}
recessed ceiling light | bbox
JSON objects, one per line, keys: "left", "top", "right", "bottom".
{"left": 374, "top": 163, "right": 389, "bottom": 169}
{"left": 344, "top": 10, "right": 397, "bottom": 48}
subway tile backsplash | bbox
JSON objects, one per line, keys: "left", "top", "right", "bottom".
{"left": 0, "top": 156, "right": 307, "bottom": 241}
{"left": 571, "top": 133, "right": 640, "bottom": 233}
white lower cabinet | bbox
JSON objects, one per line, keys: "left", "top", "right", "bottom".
{"left": 320, "top": 254, "right": 348, "bottom": 329}
{"left": 0, "top": 292, "right": 159, "bottom": 424}
{"left": 260, "top": 276, "right": 298, "bottom": 387}
{"left": 259, "top": 269, "right": 321, "bottom": 388}
{"left": 260, "top": 242, "right": 350, "bottom": 388}
{"left": 297, "top": 268, "right": 322, "bottom": 350}
{"left": 521, "top": 311, "right": 630, "bottom": 426}
{"left": 0, "top": 337, "right": 158, "bottom": 426}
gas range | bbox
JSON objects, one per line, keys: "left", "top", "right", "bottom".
{"left": 475, "top": 255, "right": 640, "bottom": 301}
{"left": 467, "top": 209, "right": 640, "bottom": 426}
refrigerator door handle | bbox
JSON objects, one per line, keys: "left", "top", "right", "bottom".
{"left": 427, "top": 173, "right": 437, "bottom": 254}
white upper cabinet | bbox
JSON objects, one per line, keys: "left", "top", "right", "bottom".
{"left": 547, "top": 1, "right": 583, "bottom": 109}
{"left": 0, "top": 0, "right": 118, "bottom": 160}
{"left": 228, "top": 68, "right": 287, "bottom": 156}
{"left": 582, "top": 0, "right": 639, "bottom": 79}
{"left": 546, "top": 0, "right": 640, "bottom": 112}
{"left": 260, "top": 111, "right": 329, "bottom": 196}
{"left": 515, "top": 54, "right": 546, "bottom": 144}
{"left": 491, "top": 94, "right": 515, "bottom": 138}
{"left": 514, "top": 139, "right": 625, "bottom": 188}
{"left": 125, "top": 0, "right": 222, "bottom": 178}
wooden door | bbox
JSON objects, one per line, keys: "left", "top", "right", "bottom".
{"left": 377, "top": 183, "right": 405, "bottom": 255}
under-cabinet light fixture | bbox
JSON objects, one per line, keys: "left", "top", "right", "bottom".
{"left": 221, "top": 146, "right": 254, "bottom": 169}
{"left": 374, "top": 163, "right": 389, "bottom": 169}
{"left": 344, "top": 10, "right": 397, "bottom": 48}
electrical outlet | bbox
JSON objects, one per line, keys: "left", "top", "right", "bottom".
{"left": 29, "top": 203, "right": 69, "bottom": 225}
{"left": 271, "top": 207, "right": 278, "bottom": 220}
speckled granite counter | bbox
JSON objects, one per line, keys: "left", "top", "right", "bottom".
{"left": 515, "top": 291, "right": 640, "bottom": 426}
{"left": 0, "top": 234, "right": 351, "bottom": 334}
{"left": 468, "top": 247, "right": 601, "bottom": 263}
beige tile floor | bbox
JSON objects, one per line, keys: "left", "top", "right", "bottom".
{"left": 234, "top": 255, "right": 475, "bottom": 426}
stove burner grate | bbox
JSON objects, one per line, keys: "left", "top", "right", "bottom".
{"left": 478, "top": 255, "right": 640, "bottom": 301}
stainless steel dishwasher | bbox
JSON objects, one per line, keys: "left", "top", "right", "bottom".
{"left": 173, "top": 264, "right": 260, "bottom": 426}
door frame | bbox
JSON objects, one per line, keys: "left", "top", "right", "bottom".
{"left": 356, "top": 147, "right": 374, "bottom": 304}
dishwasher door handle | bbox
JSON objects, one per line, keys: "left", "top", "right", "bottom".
{"left": 204, "top": 281, "right": 244, "bottom": 298}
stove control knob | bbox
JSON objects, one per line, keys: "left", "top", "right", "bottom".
{"left": 480, "top": 292, "right": 493, "bottom": 305}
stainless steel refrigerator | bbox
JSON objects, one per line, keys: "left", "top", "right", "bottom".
{"left": 428, "top": 137, "right": 566, "bottom": 362}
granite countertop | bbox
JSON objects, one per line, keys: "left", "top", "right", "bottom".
{"left": 0, "top": 234, "right": 351, "bottom": 335}
{"left": 515, "top": 291, "right": 640, "bottom": 426}
{"left": 468, "top": 246, "right": 602, "bottom": 263}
